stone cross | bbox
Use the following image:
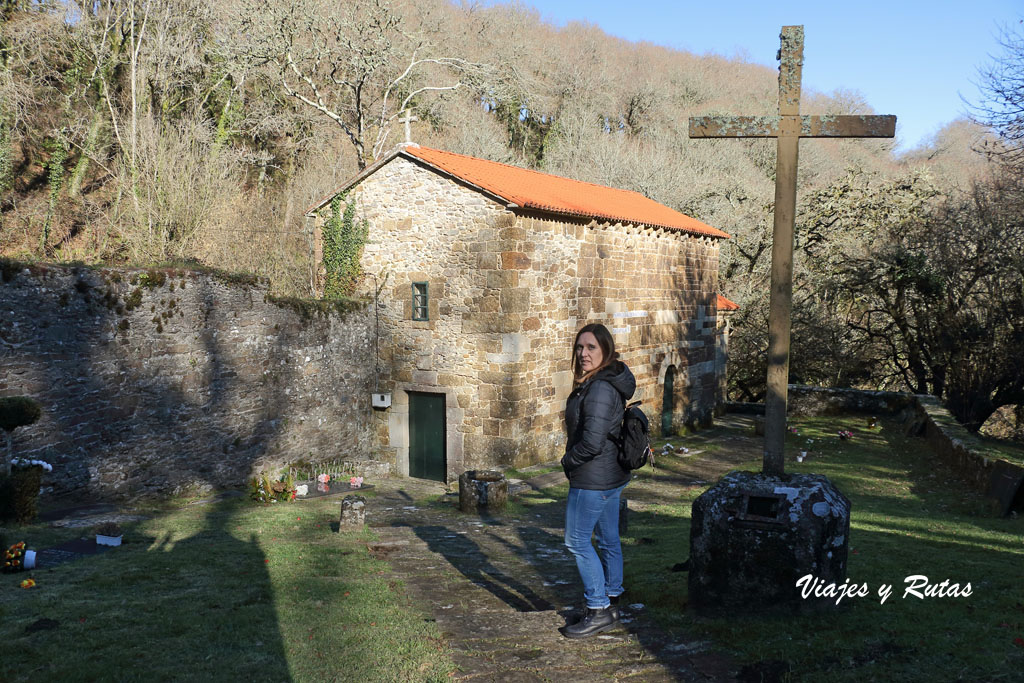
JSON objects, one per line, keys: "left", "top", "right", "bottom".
{"left": 399, "top": 109, "right": 418, "bottom": 144}
{"left": 688, "top": 26, "right": 895, "bottom": 476}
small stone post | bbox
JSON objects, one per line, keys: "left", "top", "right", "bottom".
{"left": 340, "top": 495, "right": 366, "bottom": 527}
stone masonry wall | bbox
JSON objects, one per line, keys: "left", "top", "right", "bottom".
{"left": 0, "top": 263, "right": 378, "bottom": 500}
{"left": 317, "top": 153, "right": 724, "bottom": 478}
{"left": 510, "top": 214, "right": 721, "bottom": 464}
{"left": 344, "top": 156, "right": 514, "bottom": 477}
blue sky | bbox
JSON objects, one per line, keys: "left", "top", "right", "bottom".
{"left": 523, "top": 0, "right": 1023, "bottom": 151}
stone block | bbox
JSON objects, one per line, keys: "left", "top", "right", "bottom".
{"left": 522, "top": 316, "right": 541, "bottom": 331}
{"left": 689, "top": 471, "right": 851, "bottom": 614}
{"left": 411, "top": 370, "right": 437, "bottom": 385}
{"left": 497, "top": 289, "right": 530, "bottom": 315}
{"left": 485, "top": 270, "right": 519, "bottom": 289}
{"left": 501, "top": 384, "right": 530, "bottom": 402}
{"left": 340, "top": 495, "right": 366, "bottom": 527}
{"left": 498, "top": 227, "right": 527, "bottom": 240}
{"left": 458, "top": 470, "right": 508, "bottom": 513}
{"left": 501, "top": 251, "right": 531, "bottom": 270}
{"left": 489, "top": 399, "right": 518, "bottom": 419}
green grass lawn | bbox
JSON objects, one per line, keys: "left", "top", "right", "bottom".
{"left": 619, "top": 416, "right": 1024, "bottom": 681}
{"left": 0, "top": 495, "right": 454, "bottom": 682}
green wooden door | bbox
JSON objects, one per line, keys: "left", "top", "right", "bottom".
{"left": 409, "top": 392, "right": 446, "bottom": 481}
{"left": 662, "top": 366, "right": 676, "bottom": 436}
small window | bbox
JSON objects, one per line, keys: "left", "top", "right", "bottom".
{"left": 412, "top": 282, "right": 429, "bottom": 321}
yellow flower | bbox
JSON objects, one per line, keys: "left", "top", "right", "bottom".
{"left": 20, "top": 578, "right": 36, "bottom": 589}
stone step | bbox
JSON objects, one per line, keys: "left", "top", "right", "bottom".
{"left": 522, "top": 470, "right": 565, "bottom": 490}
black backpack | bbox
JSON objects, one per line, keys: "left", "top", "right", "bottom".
{"left": 617, "top": 401, "right": 653, "bottom": 470}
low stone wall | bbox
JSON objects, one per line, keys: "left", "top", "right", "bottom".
{"left": 727, "top": 386, "right": 1024, "bottom": 515}
{"left": 786, "top": 386, "right": 917, "bottom": 417}
{"left": 0, "top": 262, "right": 384, "bottom": 501}
{"left": 905, "top": 396, "right": 1023, "bottom": 513}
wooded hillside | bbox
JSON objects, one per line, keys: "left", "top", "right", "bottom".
{"left": 1, "top": 0, "right": 1021, "bottom": 433}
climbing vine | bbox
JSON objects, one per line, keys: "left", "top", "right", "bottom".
{"left": 41, "top": 136, "right": 67, "bottom": 255}
{"left": 322, "top": 191, "right": 369, "bottom": 299}
{"left": 0, "top": 122, "right": 11, "bottom": 199}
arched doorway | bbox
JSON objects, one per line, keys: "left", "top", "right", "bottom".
{"left": 662, "top": 365, "right": 676, "bottom": 436}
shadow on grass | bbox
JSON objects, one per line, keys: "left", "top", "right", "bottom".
{"left": 134, "top": 512, "right": 291, "bottom": 679}
{"left": 0, "top": 500, "right": 290, "bottom": 681}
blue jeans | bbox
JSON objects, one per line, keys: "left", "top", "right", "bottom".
{"left": 564, "top": 483, "right": 627, "bottom": 609}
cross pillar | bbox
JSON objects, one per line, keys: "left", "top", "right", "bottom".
{"left": 689, "top": 26, "right": 895, "bottom": 475}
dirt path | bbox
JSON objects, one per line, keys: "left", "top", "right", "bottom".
{"left": 363, "top": 416, "right": 762, "bottom": 681}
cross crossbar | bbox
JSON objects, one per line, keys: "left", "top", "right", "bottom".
{"left": 687, "top": 26, "right": 895, "bottom": 477}
{"left": 689, "top": 114, "right": 896, "bottom": 139}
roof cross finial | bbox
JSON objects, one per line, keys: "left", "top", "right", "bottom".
{"left": 399, "top": 109, "right": 418, "bottom": 145}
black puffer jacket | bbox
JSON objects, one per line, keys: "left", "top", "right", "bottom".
{"left": 561, "top": 361, "right": 636, "bottom": 490}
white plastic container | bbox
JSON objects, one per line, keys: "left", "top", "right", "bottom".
{"left": 23, "top": 550, "right": 36, "bottom": 569}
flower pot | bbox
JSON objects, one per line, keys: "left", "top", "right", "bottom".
{"left": 96, "top": 534, "right": 122, "bottom": 547}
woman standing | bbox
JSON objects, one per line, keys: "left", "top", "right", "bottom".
{"left": 560, "top": 323, "right": 635, "bottom": 638}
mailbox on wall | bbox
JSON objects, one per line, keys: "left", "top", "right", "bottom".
{"left": 371, "top": 393, "right": 392, "bottom": 409}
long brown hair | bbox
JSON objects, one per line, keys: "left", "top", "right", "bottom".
{"left": 571, "top": 323, "right": 618, "bottom": 385}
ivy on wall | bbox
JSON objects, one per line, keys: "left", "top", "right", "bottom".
{"left": 322, "top": 191, "right": 369, "bottom": 299}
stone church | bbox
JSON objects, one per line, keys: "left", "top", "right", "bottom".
{"left": 307, "top": 144, "right": 732, "bottom": 482}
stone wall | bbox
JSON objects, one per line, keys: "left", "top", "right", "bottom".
{"left": 315, "top": 154, "right": 724, "bottom": 479}
{"left": 0, "top": 263, "right": 380, "bottom": 500}
{"left": 908, "top": 396, "right": 1023, "bottom": 513}
{"left": 512, "top": 213, "right": 721, "bottom": 462}
{"left": 786, "top": 386, "right": 917, "bottom": 417}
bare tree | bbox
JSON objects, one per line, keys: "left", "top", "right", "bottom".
{"left": 233, "top": 0, "right": 494, "bottom": 169}
{"left": 969, "top": 21, "right": 1024, "bottom": 166}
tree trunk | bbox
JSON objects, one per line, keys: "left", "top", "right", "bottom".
{"left": 68, "top": 108, "right": 105, "bottom": 198}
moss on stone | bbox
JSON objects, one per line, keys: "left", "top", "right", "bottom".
{"left": 267, "top": 295, "right": 367, "bottom": 320}
{"left": 124, "top": 287, "right": 143, "bottom": 311}
{"left": 138, "top": 270, "right": 167, "bottom": 289}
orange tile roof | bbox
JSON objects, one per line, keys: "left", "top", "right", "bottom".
{"left": 402, "top": 146, "right": 730, "bottom": 239}
{"left": 717, "top": 294, "right": 740, "bottom": 311}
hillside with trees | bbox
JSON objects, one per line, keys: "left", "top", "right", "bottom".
{"left": 1, "top": 0, "right": 1020, "bottom": 434}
